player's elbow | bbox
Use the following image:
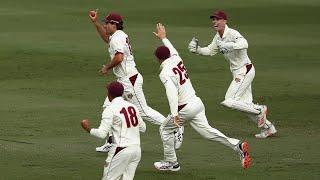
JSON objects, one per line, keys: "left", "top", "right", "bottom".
{"left": 221, "top": 99, "right": 234, "bottom": 108}
{"left": 114, "top": 53, "right": 124, "bottom": 63}
{"left": 234, "top": 40, "right": 248, "bottom": 49}
{"left": 91, "top": 129, "right": 108, "bottom": 139}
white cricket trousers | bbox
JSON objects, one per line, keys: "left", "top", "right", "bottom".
{"left": 160, "top": 96, "right": 240, "bottom": 162}
{"left": 103, "top": 145, "right": 141, "bottom": 180}
{"left": 104, "top": 73, "right": 165, "bottom": 125}
{"left": 221, "top": 64, "right": 271, "bottom": 126}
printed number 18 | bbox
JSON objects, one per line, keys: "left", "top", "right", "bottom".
{"left": 120, "top": 106, "right": 138, "bottom": 128}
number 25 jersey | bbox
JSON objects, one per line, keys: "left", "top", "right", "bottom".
{"left": 159, "top": 49, "right": 196, "bottom": 116}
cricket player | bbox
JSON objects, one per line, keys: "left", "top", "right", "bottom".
{"left": 81, "top": 81, "right": 146, "bottom": 180}
{"left": 188, "top": 10, "right": 277, "bottom": 138}
{"left": 152, "top": 23, "right": 251, "bottom": 171}
{"left": 88, "top": 10, "right": 184, "bottom": 152}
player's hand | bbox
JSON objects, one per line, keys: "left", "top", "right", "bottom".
{"left": 153, "top": 23, "right": 167, "bottom": 40}
{"left": 89, "top": 9, "right": 98, "bottom": 23}
{"left": 81, "top": 119, "right": 91, "bottom": 133}
{"left": 99, "top": 65, "right": 109, "bottom": 76}
{"left": 173, "top": 116, "right": 182, "bottom": 127}
{"left": 188, "top": 37, "right": 199, "bottom": 53}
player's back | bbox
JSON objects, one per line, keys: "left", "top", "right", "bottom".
{"left": 160, "top": 55, "right": 196, "bottom": 105}
{"left": 106, "top": 97, "right": 145, "bottom": 147}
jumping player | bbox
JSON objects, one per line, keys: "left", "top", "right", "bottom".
{"left": 153, "top": 23, "right": 251, "bottom": 171}
{"left": 188, "top": 10, "right": 277, "bottom": 138}
{"left": 88, "top": 10, "right": 184, "bottom": 151}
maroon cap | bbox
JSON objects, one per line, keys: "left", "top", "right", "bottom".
{"left": 104, "top": 13, "right": 123, "bottom": 24}
{"left": 107, "top": 81, "right": 124, "bottom": 97}
{"left": 155, "top": 46, "right": 170, "bottom": 60}
{"left": 210, "top": 10, "right": 227, "bottom": 20}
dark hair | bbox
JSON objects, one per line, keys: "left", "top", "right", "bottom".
{"left": 110, "top": 22, "right": 124, "bottom": 30}
{"left": 155, "top": 46, "right": 170, "bottom": 60}
{"left": 107, "top": 81, "right": 124, "bottom": 98}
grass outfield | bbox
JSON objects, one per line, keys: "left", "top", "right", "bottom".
{"left": 1, "top": 0, "right": 320, "bottom": 179}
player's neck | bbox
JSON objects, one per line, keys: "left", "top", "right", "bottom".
{"left": 218, "top": 29, "right": 224, "bottom": 38}
{"left": 218, "top": 25, "right": 226, "bottom": 38}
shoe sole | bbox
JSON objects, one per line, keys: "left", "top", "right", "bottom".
{"left": 258, "top": 106, "right": 268, "bottom": 128}
{"left": 174, "top": 130, "right": 183, "bottom": 150}
{"left": 241, "top": 141, "right": 250, "bottom": 170}
{"left": 154, "top": 166, "right": 181, "bottom": 172}
{"left": 243, "top": 155, "right": 251, "bottom": 170}
{"left": 96, "top": 150, "right": 109, "bottom": 153}
{"left": 255, "top": 129, "right": 277, "bottom": 139}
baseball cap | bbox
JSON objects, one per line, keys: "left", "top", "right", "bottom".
{"left": 155, "top": 46, "right": 170, "bottom": 60}
{"left": 104, "top": 13, "right": 123, "bottom": 24}
{"left": 107, "top": 81, "right": 124, "bottom": 97}
{"left": 210, "top": 10, "right": 227, "bottom": 20}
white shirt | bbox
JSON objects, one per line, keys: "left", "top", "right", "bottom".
{"left": 159, "top": 38, "right": 197, "bottom": 117}
{"left": 108, "top": 30, "right": 139, "bottom": 79}
{"left": 90, "top": 97, "right": 146, "bottom": 147}
{"left": 198, "top": 25, "right": 251, "bottom": 74}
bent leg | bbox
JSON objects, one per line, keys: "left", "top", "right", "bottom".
{"left": 190, "top": 110, "right": 240, "bottom": 151}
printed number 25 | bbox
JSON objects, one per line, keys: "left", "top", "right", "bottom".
{"left": 172, "top": 61, "right": 189, "bottom": 85}
{"left": 120, "top": 106, "right": 138, "bottom": 128}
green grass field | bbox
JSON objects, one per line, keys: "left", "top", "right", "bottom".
{"left": 1, "top": 0, "right": 320, "bottom": 179}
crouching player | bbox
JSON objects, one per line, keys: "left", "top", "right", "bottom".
{"left": 81, "top": 81, "right": 146, "bottom": 180}
{"left": 152, "top": 23, "right": 251, "bottom": 171}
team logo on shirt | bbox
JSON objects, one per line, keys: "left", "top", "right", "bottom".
{"left": 126, "top": 93, "right": 134, "bottom": 99}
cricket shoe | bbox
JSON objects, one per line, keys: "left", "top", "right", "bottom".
{"left": 154, "top": 161, "right": 180, "bottom": 171}
{"left": 238, "top": 141, "right": 251, "bottom": 170}
{"left": 174, "top": 126, "right": 184, "bottom": 150}
{"left": 257, "top": 105, "right": 268, "bottom": 128}
{"left": 255, "top": 124, "right": 277, "bottom": 139}
{"left": 95, "top": 143, "right": 112, "bottom": 153}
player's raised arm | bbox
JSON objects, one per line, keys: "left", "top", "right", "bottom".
{"left": 89, "top": 9, "right": 110, "bottom": 43}
{"left": 153, "top": 23, "right": 179, "bottom": 56}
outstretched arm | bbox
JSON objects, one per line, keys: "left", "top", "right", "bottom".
{"left": 153, "top": 23, "right": 179, "bottom": 56}
{"left": 82, "top": 109, "right": 113, "bottom": 139}
{"left": 89, "top": 9, "right": 110, "bottom": 43}
{"left": 189, "top": 37, "right": 219, "bottom": 56}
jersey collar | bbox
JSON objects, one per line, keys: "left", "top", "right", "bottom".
{"left": 159, "top": 58, "right": 171, "bottom": 71}
{"left": 111, "top": 96, "right": 124, "bottom": 103}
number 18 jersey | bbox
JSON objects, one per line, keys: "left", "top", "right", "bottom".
{"left": 90, "top": 97, "right": 146, "bottom": 147}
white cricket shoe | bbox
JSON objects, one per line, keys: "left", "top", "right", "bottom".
{"left": 95, "top": 143, "right": 112, "bottom": 153}
{"left": 154, "top": 161, "right": 180, "bottom": 171}
{"left": 174, "top": 126, "right": 184, "bottom": 150}
{"left": 255, "top": 124, "right": 277, "bottom": 138}
{"left": 237, "top": 141, "right": 251, "bottom": 170}
{"left": 257, "top": 105, "right": 268, "bottom": 128}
